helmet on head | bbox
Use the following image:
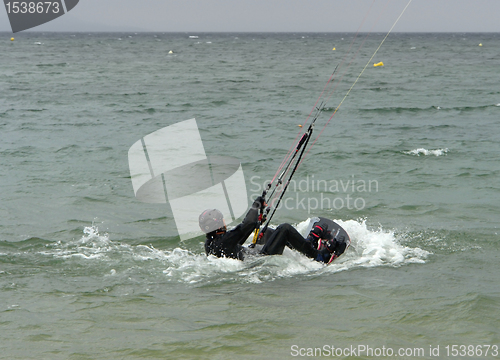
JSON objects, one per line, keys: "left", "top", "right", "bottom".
{"left": 199, "top": 209, "right": 225, "bottom": 234}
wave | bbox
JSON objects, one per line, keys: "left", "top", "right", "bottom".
{"left": 0, "top": 237, "right": 52, "bottom": 252}
{"left": 2, "top": 220, "right": 429, "bottom": 284}
{"left": 155, "top": 219, "right": 430, "bottom": 284}
{"left": 36, "top": 63, "right": 67, "bottom": 67}
{"left": 403, "top": 148, "right": 448, "bottom": 156}
{"left": 70, "top": 221, "right": 431, "bottom": 283}
{"left": 358, "top": 104, "right": 497, "bottom": 114}
{"left": 210, "top": 100, "right": 228, "bottom": 107}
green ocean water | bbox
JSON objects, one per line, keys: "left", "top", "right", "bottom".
{"left": 1, "top": 31, "right": 500, "bottom": 359}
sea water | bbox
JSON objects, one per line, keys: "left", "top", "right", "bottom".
{"left": 1, "top": 32, "right": 499, "bottom": 359}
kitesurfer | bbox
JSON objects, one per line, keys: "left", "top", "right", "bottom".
{"left": 200, "top": 198, "right": 346, "bottom": 264}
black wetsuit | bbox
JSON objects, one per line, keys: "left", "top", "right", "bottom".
{"left": 260, "top": 223, "right": 318, "bottom": 258}
{"left": 260, "top": 223, "right": 348, "bottom": 263}
{"left": 204, "top": 200, "right": 260, "bottom": 260}
{"left": 205, "top": 200, "right": 347, "bottom": 263}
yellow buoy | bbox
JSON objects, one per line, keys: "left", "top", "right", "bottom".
{"left": 10, "top": 37, "right": 14, "bottom": 41}
{"left": 168, "top": 50, "right": 173, "bottom": 54}
{"left": 479, "top": 43, "right": 483, "bottom": 47}
{"left": 332, "top": 47, "right": 336, "bottom": 51}
{"left": 374, "top": 62, "right": 384, "bottom": 67}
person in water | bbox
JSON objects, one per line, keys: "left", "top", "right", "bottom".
{"left": 199, "top": 197, "right": 347, "bottom": 264}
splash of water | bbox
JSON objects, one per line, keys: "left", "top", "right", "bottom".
{"left": 159, "top": 218, "right": 430, "bottom": 284}
{"left": 40, "top": 220, "right": 430, "bottom": 284}
{"left": 403, "top": 148, "right": 449, "bottom": 156}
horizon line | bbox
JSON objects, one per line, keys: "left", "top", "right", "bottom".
{"left": 3, "top": 30, "right": 500, "bottom": 34}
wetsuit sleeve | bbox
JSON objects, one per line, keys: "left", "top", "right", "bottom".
{"left": 238, "top": 200, "right": 260, "bottom": 239}
{"left": 222, "top": 200, "right": 260, "bottom": 247}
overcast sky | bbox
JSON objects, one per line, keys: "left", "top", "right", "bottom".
{"left": 2, "top": 0, "right": 500, "bottom": 33}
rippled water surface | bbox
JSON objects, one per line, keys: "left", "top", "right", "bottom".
{"left": 1, "top": 32, "right": 499, "bottom": 359}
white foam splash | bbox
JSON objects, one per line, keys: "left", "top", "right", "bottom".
{"left": 403, "top": 148, "right": 448, "bottom": 156}
{"left": 42, "top": 225, "right": 129, "bottom": 260}
{"left": 333, "top": 219, "right": 429, "bottom": 268}
{"left": 41, "top": 220, "right": 429, "bottom": 284}
{"left": 158, "top": 218, "right": 430, "bottom": 284}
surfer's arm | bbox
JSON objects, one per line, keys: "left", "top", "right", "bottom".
{"left": 237, "top": 199, "right": 262, "bottom": 241}
{"left": 224, "top": 198, "right": 262, "bottom": 246}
